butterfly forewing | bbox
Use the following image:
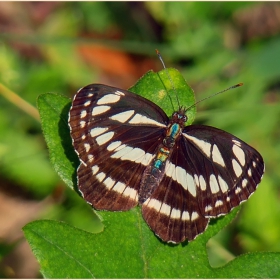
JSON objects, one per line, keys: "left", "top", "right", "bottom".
{"left": 69, "top": 83, "right": 264, "bottom": 243}
{"left": 69, "top": 84, "right": 169, "bottom": 211}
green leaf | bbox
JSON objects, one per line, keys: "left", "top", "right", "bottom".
{"left": 130, "top": 68, "right": 196, "bottom": 125}
{"left": 37, "top": 93, "right": 79, "bottom": 189}
{"left": 31, "top": 68, "right": 280, "bottom": 278}
{"left": 22, "top": 209, "right": 232, "bottom": 278}
{"left": 216, "top": 252, "right": 280, "bottom": 278}
{"left": 23, "top": 208, "right": 280, "bottom": 278}
{"left": 0, "top": 123, "right": 59, "bottom": 196}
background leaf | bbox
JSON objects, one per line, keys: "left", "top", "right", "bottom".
{"left": 23, "top": 210, "right": 280, "bottom": 278}
{"left": 22, "top": 211, "right": 234, "bottom": 278}
{"left": 37, "top": 93, "right": 77, "bottom": 189}
{"left": 130, "top": 68, "right": 196, "bottom": 125}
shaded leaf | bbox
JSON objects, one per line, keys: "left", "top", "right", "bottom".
{"left": 37, "top": 93, "right": 79, "bottom": 189}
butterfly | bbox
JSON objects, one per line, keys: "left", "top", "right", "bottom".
{"left": 68, "top": 78, "right": 264, "bottom": 243}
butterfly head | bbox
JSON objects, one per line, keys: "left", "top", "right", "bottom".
{"left": 171, "top": 107, "right": 187, "bottom": 127}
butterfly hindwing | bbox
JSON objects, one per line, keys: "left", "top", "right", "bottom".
{"left": 142, "top": 125, "right": 264, "bottom": 243}
{"left": 142, "top": 159, "right": 209, "bottom": 243}
{"left": 181, "top": 125, "right": 264, "bottom": 217}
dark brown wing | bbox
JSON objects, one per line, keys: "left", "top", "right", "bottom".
{"left": 69, "top": 84, "right": 169, "bottom": 211}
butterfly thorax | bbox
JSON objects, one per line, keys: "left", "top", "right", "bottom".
{"left": 138, "top": 110, "right": 186, "bottom": 204}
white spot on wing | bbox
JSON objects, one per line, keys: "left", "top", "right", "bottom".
{"left": 129, "top": 113, "right": 165, "bottom": 127}
{"left": 90, "top": 127, "right": 108, "bottom": 137}
{"left": 110, "top": 143, "right": 151, "bottom": 164}
{"left": 84, "top": 143, "right": 90, "bottom": 152}
{"left": 103, "top": 177, "right": 115, "bottom": 190}
{"left": 96, "top": 172, "right": 105, "bottom": 182}
{"left": 107, "top": 141, "right": 122, "bottom": 151}
{"left": 96, "top": 131, "right": 114, "bottom": 145}
{"left": 205, "top": 205, "right": 212, "bottom": 212}
{"left": 186, "top": 172, "right": 196, "bottom": 197}
{"left": 97, "top": 94, "right": 121, "bottom": 105}
{"left": 212, "top": 144, "right": 225, "bottom": 167}
{"left": 191, "top": 211, "right": 199, "bottom": 221}
{"left": 233, "top": 139, "right": 241, "bottom": 146}
{"left": 182, "top": 211, "right": 190, "bottom": 221}
{"left": 80, "top": 110, "right": 87, "bottom": 118}
{"left": 88, "top": 154, "right": 94, "bottom": 162}
{"left": 194, "top": 174, "right": 199, "bottom": 187}
{"left": 242, "top": 179, "right": 248, "bottom": 188}
{"left": 215, "top": 200, "right": 223, "bottom": 207}
{"left": 232, "top": 159, "right": 242, "bottom": 177}
{"left": 110, "top": 110, "right": 134, "bottom": 123}
{"left": 92, "top": 105, "right": 110, "bottom": 116}
{"left": 233, "top": 145, "right": 246, "bottom": 166}
{"left": 209, "top": 174, "right": 219, "bottom": 194}
{"left": 235, "top": 187, "right": 242, "bottom": 194}
{"left": 218, "top": 175, "right": 229, "bottom": 193}
{"left": 160, "top": 203, "right": 171, "bottom": 216}
{"left": 144, "top": 198, "right": 161, "bottom": 212}
{"left": 91, "top": 165, "right": 99, "bottom": 175}
{"left": 166, "top": 163, "right": 197, "bottom": 197}
{"left": 121, "top": 147, "right": 145, "bottom": 162}
{"left": 134, "top": 150, "right": 153, "bottom": 165}
{"left": 176, "top": 166, "right": 187, "bottom": 190}
{"left": 80, "top": 121, "right": 86, "bottom": 128}
{"left": 141, "top": 153, "right": 153, "bottom": 166}
{"left": 171, "top": 166, "right": 177, "bottom": 181}
{"left": 114, "top": 144, "right": 126, "bottom": 152}
{"left": 199, "top": 175, "right": 207, "bottom": 191}
{"left": 183, "top": 134, "right": 211, "bottom": 158}
{"left": 123, "top": 186, "right": 138, "bottom": 200}
{"left": 84, "top": 100, "right": 91, "bottom": 106}
{"left": 248, "top": 168, "right": 252, "bottom": 177}
{"left": 113, "top": 181, "right": 126, "bottom": 193}
{"left": 165, "top": 161, "right": 176, "bottom": 178}
{"left": 171, "top": 208, "right": 181, "bottom": 219}
{"left": 111, "top": 146, "right": 133, "bottom": 159}
{"left": 115, "top": 90, "right": 125, "bottom": 96}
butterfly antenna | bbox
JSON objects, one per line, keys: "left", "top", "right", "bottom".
{"left": 156, "top": 49, "right": 180, "bottom": 111}
{"left": 186, "top": 83, "right": 244, "bottom": 111}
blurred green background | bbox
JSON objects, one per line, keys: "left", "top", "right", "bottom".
{"left": 0, "top": 2, "right": 279, "bottom": 278}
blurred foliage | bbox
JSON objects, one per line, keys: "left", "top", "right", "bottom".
{"left": 0, "top": 2, "right": 279, "bottom": 277}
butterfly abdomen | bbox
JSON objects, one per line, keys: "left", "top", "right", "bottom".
{"left": 139, "top": 119, "right": 184, "bottom": 204}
